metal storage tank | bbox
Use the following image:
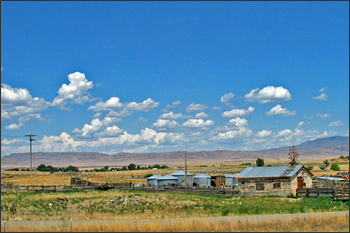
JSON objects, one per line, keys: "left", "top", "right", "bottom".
{"left": 157, "top": 175, "right": 179, "bottom": 186}
{"left": 225, "top": 173, "right": 238, "bottom": 187}
{"left": 147, "top": 174, "right": 162, "bottom": 186}
{"left": 170, "top": 169, "right": 193, "bottom": 187}
{"left": 194, "top": 172, "right": 211, "bottom": 187}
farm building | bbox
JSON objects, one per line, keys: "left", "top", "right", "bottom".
{"left": 236, "top": 165, "right": 313, "bottom": 196}
{"left": 146, "top": 174, "right": 162, "bottom": 186}
{"left": 315, "top": 176, "right": 346, "bottom": 188}
{"left": 170, "top": 169, "right": 193, "bottom": 187}
{"left": 225, "top": 173, "right": 238, "bottom": 187}
{"left": 157, "top": 175, "right": 178, "bottom": 186}
{"left": 193, "top": 172, "right": 211, "bottom": 187}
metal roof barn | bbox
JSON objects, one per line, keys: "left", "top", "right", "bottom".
{"left": 194, "top": 172, "right": 211, "bottom": 187}
{"left": 146, "top": 174, "right": 162, "bottom": 186}
{"left": 238, "top": 165, "right": 304, "bottom": 178}
{"left": 170, "top": 169, "right": 193, "bottom": 187}
{"left": 157, "top": 175, "right": 179, "bottom": 186}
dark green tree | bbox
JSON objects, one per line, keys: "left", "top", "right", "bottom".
{"left": 128, "top": 163, "right": 136, "bottom": 170}
{"left": 37, "top": 164, "right": 47, "bottom": 171}
{"left": 323, "top": 160, "right": 330, "bottom": 171}
{"left": 256, "top": 158, "right": 264, "bottom": 166}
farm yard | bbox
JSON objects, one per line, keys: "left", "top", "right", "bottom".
{"left": 1, "top": 159, "right": 349, "bottom": 231}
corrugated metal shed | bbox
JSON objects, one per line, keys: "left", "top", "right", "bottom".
{"left": 238, "top": 165, "right": 304, "bottom": 178}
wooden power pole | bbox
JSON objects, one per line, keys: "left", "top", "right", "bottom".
{"left": 25, "top": 134, "right": 36, "bottom": 185}
{"left": 184, "top": 150, "right": 188, "bottom": 188}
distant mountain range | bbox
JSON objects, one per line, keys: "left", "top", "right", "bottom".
{"left": 1, "top": 136, "right": 348, "bottom": 169}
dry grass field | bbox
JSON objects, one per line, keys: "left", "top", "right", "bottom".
{"left": 1, "top": 158, "right": 348, "bottom": 186}
{"left": 1, "top": 211, "right": 349, "bottom": 232}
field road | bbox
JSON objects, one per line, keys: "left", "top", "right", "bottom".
{"left": 1, "top": 211, "right": 349, "bottom": 232}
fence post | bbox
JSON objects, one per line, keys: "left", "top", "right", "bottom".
{"left": 135, "top": 219, "right": 137, "bottom": 232}
{"left": 4, "top": 220, "right": 6, "bottom": 232}
{"left": 193, "top": 219, "right": 195, "bottom": 232}
{"left": 69, "top": 219, "right": 72, "bottom": 232}
{"left": 296, "top": 214, "right": 299, "bottom": 224}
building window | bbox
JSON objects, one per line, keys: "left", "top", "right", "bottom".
{"left": 273, "top": 183, "right": 281, "bottom": 189}
{"left": 256, "top": 183, "right": 265, "bottom": 190}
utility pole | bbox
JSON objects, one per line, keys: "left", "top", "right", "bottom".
{"left": 184, "top": 150, "right": 188, "bottom": 188}
{"left": 25, "top": 134, "right": 36, "bottom": 185}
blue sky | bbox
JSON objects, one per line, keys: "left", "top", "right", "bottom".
{"left": 1, "top": 1, "right": 349, "bottom": 157}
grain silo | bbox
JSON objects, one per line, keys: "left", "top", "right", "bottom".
{"left": 194, "top": 172, "right": 211, "bottom": 187}
{"left": 170, "top": 169, "right": 193, "bottom": 187}
{"left": 157, "top": 175, "right": 179, "bottom": 186}
{"left": 225, "top": 173, "right": 237, "bottom": 187}
{"left": 147, "top": 174, "right": 162, "bottom": 186}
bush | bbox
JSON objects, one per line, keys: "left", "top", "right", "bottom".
{"left": 144, "top": 173, "right": 154, "bottom": 178}
{"left": 318, "top": 164, "right": 326, "bottom": 171}
{"left": 306, "top": 165, "right": 314, "bottom": 171}
{"left": 330, "top": 163, "right": 340, "bottom": 171}
{"left": 222, "top": 208, "right": 230, "bottom": 216}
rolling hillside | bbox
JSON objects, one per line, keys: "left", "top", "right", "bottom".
{"left": 1, "top": 136, "right": 348, "bottom": 169}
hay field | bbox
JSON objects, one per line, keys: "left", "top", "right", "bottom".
{"left": 1, "top": 158, "right": 348, "bottom": 186}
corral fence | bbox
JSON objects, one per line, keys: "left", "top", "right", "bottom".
{"left": 1, "top": 211, "right": 348, "bottom": 232}
{"left": 297, "top": 185, "right": 349, "bottom": 201}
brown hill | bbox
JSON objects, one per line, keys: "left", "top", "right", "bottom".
{"left": 1, "top": 144, "right": 348, "bottom": 169}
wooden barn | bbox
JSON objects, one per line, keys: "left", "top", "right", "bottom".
{"left": 236, "top": 165, "right": 313, "bottom": 197}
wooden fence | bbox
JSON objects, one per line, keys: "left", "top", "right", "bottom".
{"left": 297, "top": 186, "right": 349, "bottom": 201}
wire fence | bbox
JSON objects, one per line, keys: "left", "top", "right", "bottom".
{"left": 1, "top": 211, "right": 348, "bottom": 232}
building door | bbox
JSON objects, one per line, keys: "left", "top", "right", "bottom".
{"left": 297, "top": 177, "right": 303, "bottom": 189}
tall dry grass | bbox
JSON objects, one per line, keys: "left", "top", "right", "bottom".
{"left": 2, "top": 212, "right": 349, "bottom": 232}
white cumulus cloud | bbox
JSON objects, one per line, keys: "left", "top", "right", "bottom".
{"left": 1, "top": 84, "right": 50, "bottom": 128}
{"left": 222, "top": 106, "right": 255, "bottom": 118}
{"left": 125, "top": 98, "right": 159, "bottom": 112}
{"left": 244, "top": 86, "right": 292, "bottom": 103}
{"left": 182, "top": 119, "right": 214, "bottom": 129}
{"left": 160, "top": 111, "right": 190, "bottom": 119}
{"left": 256, "top": 130, "right": 272, "bottom": 138}
{"left": 152, "top": 119, "right": 179, "bottom": 131}
{"left": 166, "top": 101, "right": 181, "bottom": 108}
{"left": 265, "top": 104, "right": 296, "bottom": 116}
{"left": 52, "top": 72, "right": 94, "bottom": 109}
{"left": 186, "top": 103, "right": 207, "bottom": 113}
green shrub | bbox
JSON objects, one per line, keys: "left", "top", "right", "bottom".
{"left": 330, "top": 163, "right": 340, "bottom": 171}
{"left": 222, "top": 208, "right": 230, "bottom": 216}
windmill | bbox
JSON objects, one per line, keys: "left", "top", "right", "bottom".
{"left": 288, "top": 145, "right": 299, "bottom": 166}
